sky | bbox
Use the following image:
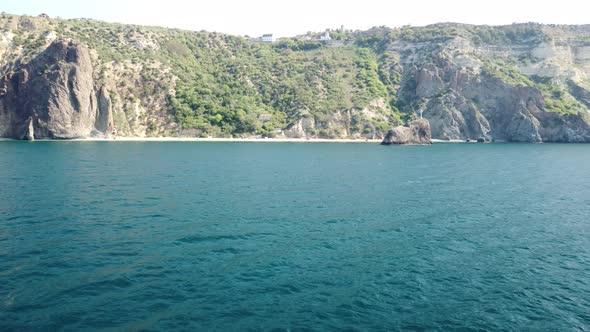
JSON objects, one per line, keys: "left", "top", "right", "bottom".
{"left": 1, "top": 0, "right": 588, "bottom": 37}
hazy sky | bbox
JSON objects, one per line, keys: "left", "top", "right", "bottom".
{"left": 2, "top": 0, "right": 588, "bottom": 37}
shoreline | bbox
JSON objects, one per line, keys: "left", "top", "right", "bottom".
{"left": 0, "top": 137, "right": 500, "bottom": 143}
{"left": 83, "top": 137, "right": 385, "bottom": 143}
{"left": 0, "top": 137, "right": 384, "bottom": 143}
{"left": 0, "top": 137, "right": 509, "bottom": 143}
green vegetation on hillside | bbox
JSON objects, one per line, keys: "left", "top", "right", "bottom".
{"left": 0, "top": 13, "right": 588, "bottom": 138}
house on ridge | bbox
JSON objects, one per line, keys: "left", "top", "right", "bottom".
{"left": 320, "top": 32, "right": 331, "bottom": 41}
{"left": 261, "top": 34, "right": 275, "bottom": 43}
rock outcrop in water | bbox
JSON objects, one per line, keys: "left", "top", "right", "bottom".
{"left": 381, "top": 119, "right": 432, "bottom": 145}
{"left": 1, "top": 14, "right": 590, "bottom": 142}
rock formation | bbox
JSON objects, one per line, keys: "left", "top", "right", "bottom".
{"left": 408, "top": 54, "right": 590, "bottom": 143}
{"left": 0, "top": 40, "right": 112, "bottom": 139}
{"left": 381, "top": 119, "right": 432, "bottom": 145}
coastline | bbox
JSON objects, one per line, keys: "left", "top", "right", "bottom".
{"left": 0, "top": 137, "right": 384, "bottom": 143}
{"left": 84, "top": 137, "right": 384, "bottom": 143}
{"left": 0, "top": 137, "right": 492, "bottom": 143}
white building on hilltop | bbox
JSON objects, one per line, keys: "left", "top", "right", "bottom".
{"left": 261, "top": 34, "right": 274, "bottom": 43}
{"left": 320, "top": 32, "right": 332, "bottom": 41}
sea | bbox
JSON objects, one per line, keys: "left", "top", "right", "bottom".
{"left": 1, "top": 141, "right": 589, "bottom": 331}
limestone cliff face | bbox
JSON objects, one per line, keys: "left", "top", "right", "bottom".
{"left": 415, "top": 65, "right": 548, "bottom": 142}
{"left": 0, "top": 40, "right": 112, "bottom": 139}
{"left": 393, "top": 30, "right": 590, "bottom": 142}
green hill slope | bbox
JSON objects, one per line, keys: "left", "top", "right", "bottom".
{"left": 1, "top": 13, "right": 590, "bottom": 141}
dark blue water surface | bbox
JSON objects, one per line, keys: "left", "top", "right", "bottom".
{"left": 1, "top": 141, "right": 589, "bottom": 331}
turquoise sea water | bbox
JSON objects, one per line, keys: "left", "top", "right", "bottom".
{"left": 1, "top": 141, "right": 589, "bottom": 331}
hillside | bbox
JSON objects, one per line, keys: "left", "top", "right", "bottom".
{"left": 1, "top": 13, "right": 590, "bottom": 141}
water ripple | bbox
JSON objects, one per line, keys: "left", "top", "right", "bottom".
{"left": 1, "top": 142, "right": 590, "bottom": 330}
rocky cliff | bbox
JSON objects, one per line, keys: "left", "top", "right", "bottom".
{"left": 0, "top": 40, "right": 109, "bottom": 139}
{"left": 0, "top": 14, "right": 589, "bottom": 141}
{"left": 390, "top": 27, "right": 590, "bottom": 142}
